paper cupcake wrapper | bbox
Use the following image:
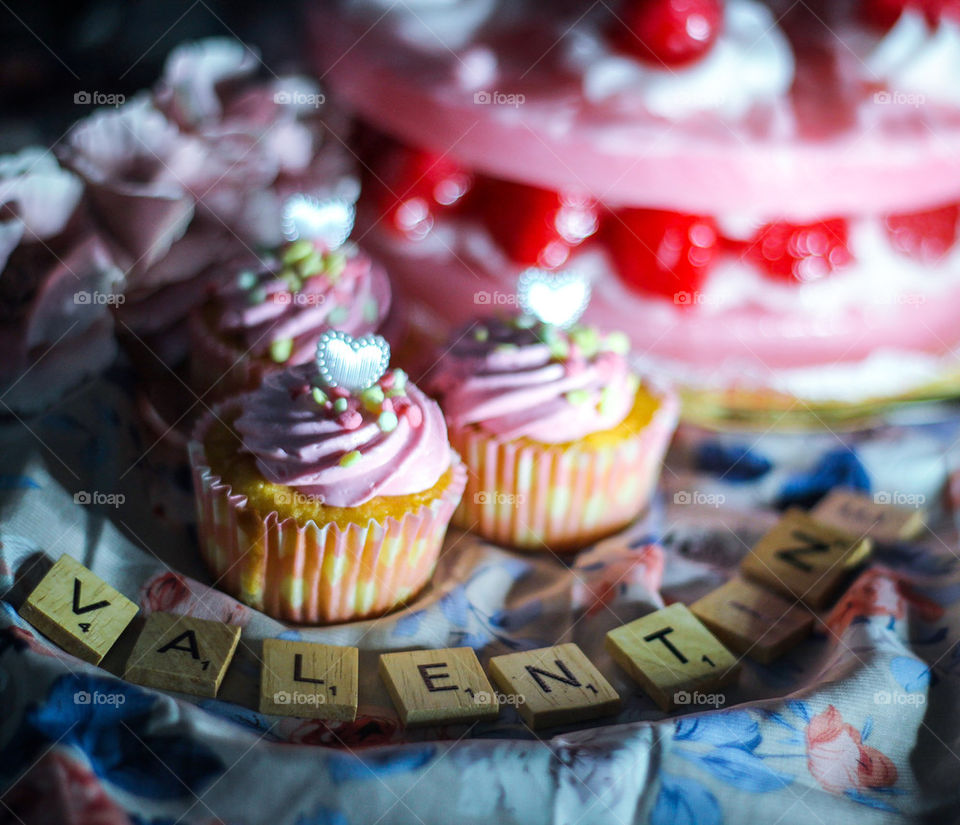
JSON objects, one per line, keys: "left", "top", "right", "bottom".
{"left": 187, "top": 312, "right": 275, "bottom": 401}
{"left": 188, "top": 407, "right": 467, "bottom": 623}
{"left": 448, "top": 385, "right": 679, "bottom": 552}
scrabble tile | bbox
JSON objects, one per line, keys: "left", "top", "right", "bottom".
{"left": 740, "top": 509, "right": 872, "bottom": 609}
{"left": 125, "top": 612, "right": 240, "bottom": 698}
{"left": 19, "top": 555, "right": 138, "bottom": 665}
{"left": 812, "top": 488, "right": 925, "bottom": 544}
{"left": 605, "top": 603, "right": 740, "bottom": 711}
{"left": 488, "top": 643, "right": 620, "bottom": 729}
{"left": 379, "top": 647, "right": 499, "bottom": 727}
{"left": 259, "top": 639, "right": 358, "bottom": 721}
{"left": 691, "top": 577, "right": 814, "bottom": 663}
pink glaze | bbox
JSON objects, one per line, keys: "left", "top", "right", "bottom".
{"left": 428, "top": 318, "right": 636, "bottom": 442}
{"left": 234, "top": 364, "right": 451, "bottom": 506}
{"left": 309, "top": 7, "right": 960, "bottom": 219}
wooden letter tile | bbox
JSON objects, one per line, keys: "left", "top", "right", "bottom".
{"left": 488, "top": 643, "right": 620, "bottom": 729}
{"left": 691, "top": 577, "right": 813, "bottom": 663}
{"left": 605, "top": 603, "right": 740, "bottom": 711}
{"left": 19, "top": 554, "right": 138, "bottom": 665}
{"left": 259, "top": 639, "right": 358, "bottom": 721}
{"left": 125, "top": 612, "right": 240, "bottom": 698}
{"left": 812, "top": 488, "right": 925, "bottom": 543}
{"left": 378, "top": 647, "right": 499, "bottom": 727}
{"left": 740, "top": 508, "right": 872, "bottom": 609}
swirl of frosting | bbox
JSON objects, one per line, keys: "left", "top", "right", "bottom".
{"left": 429, "top": 318, "right": 638, "bottom": 443}
{"left": 235, "top": 363, "right": 451, "bottom": 507}
{"left": 214, "top": 241, "right": 391, "bottom": 364}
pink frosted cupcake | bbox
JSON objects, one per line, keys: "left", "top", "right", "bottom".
{"left": 428, "top": 272, "right": 677, "bottom": 552}
{"left": 189, "top": 331, "right": 465, "bottom": 623}
{"left": 189, "top": 197, "right": 391, "bottom": 398}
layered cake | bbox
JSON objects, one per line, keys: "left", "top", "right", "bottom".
{"left": 309, "top": 0, "right": 960, "bottom": 422}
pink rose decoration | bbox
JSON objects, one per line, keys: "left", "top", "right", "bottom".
{"left": 139, "top": 570, "right": 251, "bottom": 627}
{"left": 806, "top": 705, "right": 898, "bottom": 794}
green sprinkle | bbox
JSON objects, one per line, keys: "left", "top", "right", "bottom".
{"left": 473, "top": 325, "right": 489, "bottom": 342}
{"left": 297, "top": 251, "right": 324, "bottom": 278}
{"left": 311, "top": 387, "right": 328, "bottom": 405}
{"left": 247, "top": 286, "right": 267, "bottom": 305}
{"left": 327, "top": 306, "right": 349, "bottom": 326}
{"left": 386, "top": 387, "right": 407, "bottom": 398}
{"left": 269, "top": 338, "right": 294, "bottom": 363}
{"left": 282, "top": 239, "right": 314, "bottom": 265}
{"left": 280, "top": 268, "right": 302, "bottom": 293}
{"left": 237, "top": 270, "right": 258, "bottom": 290}
{"left": 547, "top": 337, "right": 569, "bottom": 360}
{"left": 378, "top": 410, "right": 398, "bottom": 432}
{"left": 360, "top": 385, "right": 385, "bottom": 412}
{"left": 494, "top": 343, "right": 517, "bottom": 353}
{"left": 514, "top": 314, "right": 536, "bottom": 329}
{"left": 392, "top": 369, "right": 407, "bottom": 390}
{"left": 599, "top": 384, "right": 617, "bottom": 417}
{"left": 565, "top": 389, "right": 591, "bottom": 406}
{"left": 363, "top": 298, "right": 379, "bottom": 324}
{"left": 603, "top": 331, "right": 630, "bottom": 355}
{"left": 323, "top": 250, "right": 347, "bottom": 280}
{"left": 570, "top": 326, "right": 601, "bottom": 358}
{"left": 333, "top": 398, "right": 349, "bottom": 413}
{"left": 339, "top": 450, "right": 361, "bottom": 467}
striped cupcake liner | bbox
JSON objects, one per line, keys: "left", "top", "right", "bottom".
{"left": 448, "top": 386, "right": 679, "bottom": 552}
{"left": 188, "top": 407, "right": 467, "bottom": 624}
{"left": 187, "top": 312, "right": 272, "bottom": 401}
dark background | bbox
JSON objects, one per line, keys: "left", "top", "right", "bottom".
{"left": 0, "top": 0, "right": 308, "bottom": 150}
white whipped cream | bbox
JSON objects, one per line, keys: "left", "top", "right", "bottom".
{"left": 346, "top": 0, "right": 497, "bottom": 52}
{"left": 866, "top": 10, "right": 960, "bottom": 107}
{"left": 570, "top": 0, "right": 795, "bottom": 119}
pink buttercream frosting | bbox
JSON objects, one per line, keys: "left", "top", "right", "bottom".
{"left": 211, "top": 243, "right": 390, "bottom": 364}
{"left": 428, "top": 317, "right": 638, "bottom": 443}
{"left": 234, "top": 363, "right": 452, "bottom": 507}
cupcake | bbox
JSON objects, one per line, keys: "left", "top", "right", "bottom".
{"left": 189, "top": 196, "right": 391, "bottom": 399}
{"left": 188, "top": 330, "right": 465, "bottom": 623}
{"left": 427, "top": 270, "right": 678, "bottom": 552}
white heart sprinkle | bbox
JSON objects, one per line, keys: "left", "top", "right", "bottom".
{"left": 315, "top": 330, "right": 390, "bottom": 392}
{"left": 517, "top": 268, "right": 591, "bottom": 328}
{"left": 282, "top": 195, "right": 355, "bottom": 249}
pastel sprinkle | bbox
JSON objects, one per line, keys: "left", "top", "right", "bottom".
{"left": 392, "top": 369, "right": 408, "bottom": 390}
{"left": 548, "top": 337, "right": 569, "bottom": 360}
{"left": 311, "top": 387, "right": 328, "bottom": 405}
{"left": 604, "top": 330, "right": 630, "bottom": 355}
{"left": 599, "top": 385, "right": 617, "bottom": 416}
{"left": 514, "top": 314, "right": 536, "bottom": 329}
{"left": 283, "top": 239, "right": 315, "bottom": 265}
{"left": 361, "top": 385, "right": 385, "bottom": 412}
{"left": 333, "top": 398, "right": 349, "bottom": 413}
{"left": 494, "top": 343, "right": 517, "bottom": 353}
{"left": 327, "top": 306, "right": 349, "bottom": 326}
{"left": 323, "top": 250, "right": 347, "bottom": 279}
{"left": 570, "top": 326, "right": 600, "bottom": 358}
{"left": 386, "top": 387, "right": 407, "bottom": 398}
{"left": 565, "top": 389, "right": 591, "bottom": 406}
{"left": 298, "top": 251, "right": 324, "bottom": 278}
{"left": 269, "top": 338, "right": 294, "bottom": 363}
{"left": 338, "top": 410, "right": 363, "bottom": 430}
{"left": 339, "top": 450, "right": 362, "bottom": 467}
{"left": 378, "top": 410, "right": 398, "bottom": 432}
{"left": 403, "top": 405, "right": 423, "bottom": 427}
{"left": 473, "top": 325, "right": 489, "bottom": 342}
{"left": 363, "top": 298, "right": 379, "bottom": 324}
{"left": 237, "top": 270, "right": 258, "bottom": 290}
{"left": 247, "top": 286, "right": 267, "bottom": 305}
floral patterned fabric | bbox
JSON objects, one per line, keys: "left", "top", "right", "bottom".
{"left": 2, "top": 375, "right": 960, "bottom": 824}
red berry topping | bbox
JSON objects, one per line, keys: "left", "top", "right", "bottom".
{"left": 746, "top": 219, "right": 852, "bottom": 283}
{"left": 609, "top": 0, "right": 724, "bottom": 68}
{"left": 371, "top": 144, "right": 473, "bottom": 240}
{"left": 472, "top": 178, "right": 599, "bottom": 268}
{"left": 885, "top": 202, "right": 960, "bottom": 263}
{"left": 604, "top": 208, "right": 720, "bottom": 302}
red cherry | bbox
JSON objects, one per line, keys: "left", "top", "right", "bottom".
{"left": 604, "top": 208, "right": 720, "bottom": 302}
{"left": 885, "top": 202, "right": 960, "bottom": 263}
{"left": 609, "top": 0, "right": 724, "bottom": 68}
{"left": 370, "top": 144, "right": 473, "bottom": 240}
{"left": 472, "top": 178, "right": 599, "bottom": 268}
{"left": 745, "top": 219, "right": 852, "bottom": 283}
